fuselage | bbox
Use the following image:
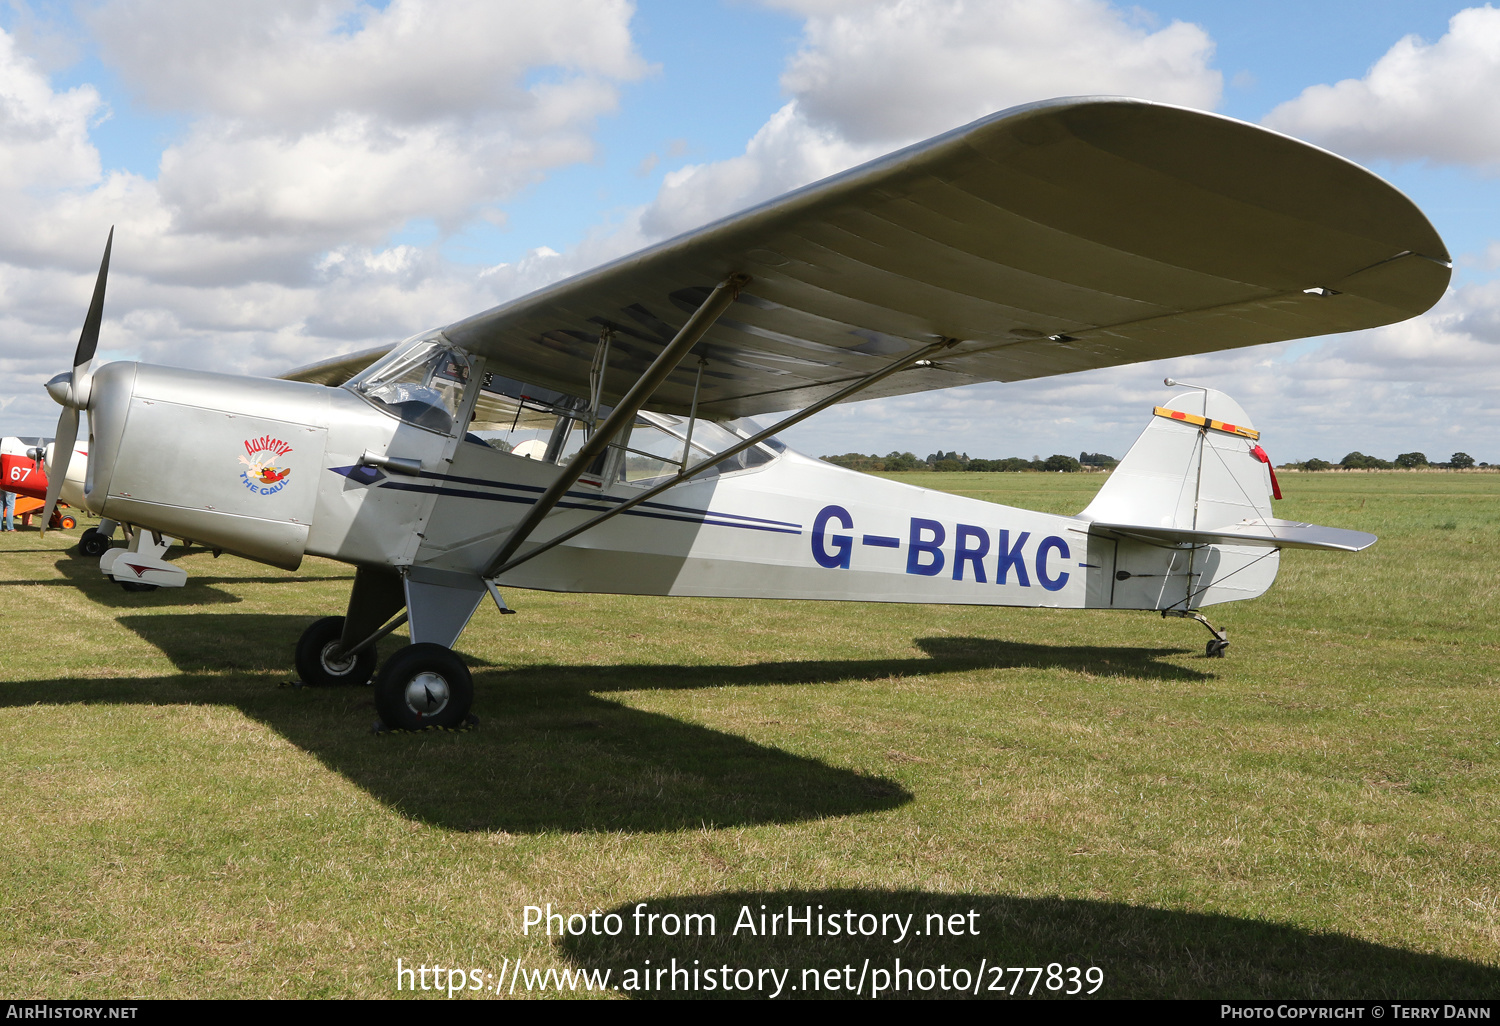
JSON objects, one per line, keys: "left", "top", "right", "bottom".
{"left": 78, "top": 353, "right": 1275, "bottom": 612}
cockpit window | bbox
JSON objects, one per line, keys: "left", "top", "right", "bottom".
{"left": 467, "top": 373, "right": 592, "bottom": 461}
{"left": 347, "top": 338, "right": 471, "bottom": 434}
{"left": 615, "top": 412, "right": 779, "bottom": 488}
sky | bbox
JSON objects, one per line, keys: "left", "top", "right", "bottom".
{"left": 0, "top": 0, "right": 1497, "bottom": 465}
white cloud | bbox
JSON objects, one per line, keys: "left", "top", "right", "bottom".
{"left": 1264, "top": 6, "right": 1500, "bottom": 169}
{"left": 641, "top": 100, "right": 874, "bottom": 239}
{"left": 88, "top": 0, "right": 645, "bottom": 127}
{"left": 90, "top": 0, "right": 647, "bottom": 259}
{"left": 0, "top": 28, "right": 100, "bottom": 193}
{"left": 775, "top": 0, "right": 1219, "bottom": 145}
{"left": 635, "top": 0, "right": 1219, "bottom": 242}
{"left": 0, "top": 2, "right": 646, "bottom": 434}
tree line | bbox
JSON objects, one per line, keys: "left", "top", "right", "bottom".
{"left": 820, "top": 451, "right": 1118, "bottom": 473}
{"left": 1279, "top": 451, "right": 1486, "bottom": 471}
{"left": 822, "top": 449, "right": 1491, "bottom": 474}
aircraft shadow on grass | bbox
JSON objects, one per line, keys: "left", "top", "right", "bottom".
{"left": 557, "top": 890, "right": 1500, "bottom": 999}
{"left": 1, "top": 555, "right": 356, "bottom": 608}
{"left": 0, "top": 611, "right": 1204, "bottom": 834}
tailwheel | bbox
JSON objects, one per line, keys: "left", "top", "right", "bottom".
{"left": 373, "top": 643, "right": 473, "bottom": 731}
{"left": 1162, "top": 608, "right": 1229, "bottom": 658}
{"left": 78, "top": 528, "right": 110, "bottom": 558}
{"left": 295, "top": 615, "right": 376, "bottom": 687}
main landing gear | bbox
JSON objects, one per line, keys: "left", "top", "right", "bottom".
{"left": 1163, "top": 608, "right": 1229, "bottom": 658}
{"left": 292, "top": 614, "right": 476, "bottom": 732}
{"left": 294, "top": 616, "right": 378, "bottom": 687}
{"left": 77, "top": 527, "right": 110, "bottom": 558}
{"left": 296, "top": 566, "right": 490, "bottom": 731}
{"left": 372, "top": 643, "right": 473, "bottom": 732}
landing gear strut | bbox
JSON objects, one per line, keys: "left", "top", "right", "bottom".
{"left": 1163, "top": 608, "right": 1229, "bottom": 658}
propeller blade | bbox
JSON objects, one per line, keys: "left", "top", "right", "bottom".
{"left": 39, "top": 407, "right": 79, "bottom": 536}
{"left": 70, "top": 226, "right": 113, "bottom": 402}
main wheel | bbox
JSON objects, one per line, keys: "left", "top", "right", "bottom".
{"left": 78, "top": 528, "right": 110, "bottom": 558}
{"left": 295, "top": 615, "right": 376, "bottom": 687}
{"left": 373, "top": 643, "right": 473, "bottom": 731}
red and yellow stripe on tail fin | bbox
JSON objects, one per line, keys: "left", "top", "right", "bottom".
{"left": 1152, "top": 406, "right": 1260, "bottom": 440}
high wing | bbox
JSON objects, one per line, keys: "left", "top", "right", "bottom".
{"left": 292, "top": 96, "right": 1450, "bottom": 415}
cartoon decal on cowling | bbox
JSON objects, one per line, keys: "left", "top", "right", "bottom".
{"left": 238, "top": 435, "right": 293, "bottom": 495}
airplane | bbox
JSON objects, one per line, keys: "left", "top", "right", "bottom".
{"left": 1, "top": 436, "right": 87, "bottom": 531}
{"left": 0, "top": 437, "right": 158, "bottom": 567}
{"left": 38, "top": 97, "right": 1448, "bottom": 732}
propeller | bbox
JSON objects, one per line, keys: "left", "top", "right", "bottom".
{"left": 41, "top": 227, "right": 112, "bottom": 535}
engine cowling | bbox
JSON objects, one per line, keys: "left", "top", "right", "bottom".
{"left": 87, "top": 362, "right": 332, "bottom": 570}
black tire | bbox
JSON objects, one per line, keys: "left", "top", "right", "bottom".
{"left": 78, "top": 529, "right": 110, "bottom": 558}
{"left": 119, "top": 581, "right": 158, "bottom": 593}
{"left": 294, "top": 616, "right": 376, "bottom": 687}
{"left": 373, "top": 643, "right": 473, "bottom": 731}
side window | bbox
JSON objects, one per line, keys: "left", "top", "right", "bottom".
{"left": 467, "top": 375, "right": 593, "bottom": 465}
{"left": 618, "top": 417, "right": 694, "bottom": 485}
{"left": 469, "top": 391, "right": 565, "bottom": 459}
{"left": 614, "top": 413, "right": 779, "bottom": 488}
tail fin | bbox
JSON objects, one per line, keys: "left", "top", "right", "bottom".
{"left": 1081, "top": 389, "right": 1273, "bottom": 532}
{"left": 1080, "top": 389, "right": 1374, "bottom": 612}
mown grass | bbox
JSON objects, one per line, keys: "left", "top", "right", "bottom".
{"left": 1, "top": 471, "right": 1497, "bottom": 999}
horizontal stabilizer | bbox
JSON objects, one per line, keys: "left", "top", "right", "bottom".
{"left": 1088, "top": 518, "right": 1376, "bottom": 552}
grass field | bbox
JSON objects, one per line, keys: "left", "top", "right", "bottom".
{"left": 1, "top": 471, "right": 1498, "bottom": 999}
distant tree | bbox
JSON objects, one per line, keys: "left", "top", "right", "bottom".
{"left": 933, "top": 459, "right": 964, "bottom": 472}
{"left": 1340, "top": 451, "right": 1392, "bottom": 470}
{"left": 980, "top": 457, "right": 1032, "bottom": 472}
{"left": 1078, "top": 451, "right": 1117, "bottom": 467}
{"left": 882, "top": 451, "right": 928, "bottom": 471}
{"left": 820, "top": 453, "right": 882, "bottom": 471}
{"left": 1451, "top": 452, "right": 1476, "bottom": 469}
{"left": 1043, "top": 454, "right": 1083, "bottom": 473}
{"left": 1296, "top": 458, "right": 1333, "bottom": 471}
{"left": 1394, "top": 451, "right": 1428, "bottom": 468}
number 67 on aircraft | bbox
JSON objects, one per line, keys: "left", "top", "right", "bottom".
{"left": 41, "top": 97, "right": 1447, "bottom": 732}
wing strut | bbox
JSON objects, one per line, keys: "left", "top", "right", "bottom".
{"left": 484, "top": 274, "right": 750, "bottom": 576}
{"left": 486, "top": 336, "right": 958, "bottom": 580}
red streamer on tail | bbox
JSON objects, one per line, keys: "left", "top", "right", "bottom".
{"left": 1250, "top": 444, "right": 1282, "bottom": 500}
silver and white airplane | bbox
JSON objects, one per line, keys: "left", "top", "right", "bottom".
{"left": 40, "top": 98, "right": 1449, "bottom": 731}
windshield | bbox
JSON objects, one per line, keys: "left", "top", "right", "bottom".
{"left": 347, "top": 338, "right": 471, "bottom": 434}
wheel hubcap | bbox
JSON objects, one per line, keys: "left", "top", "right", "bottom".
{"left": 404, "top": 671, "right": 450, "bottom": 718}
{"left": 320, "top": 640, "right": 356, "bottom": 676}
